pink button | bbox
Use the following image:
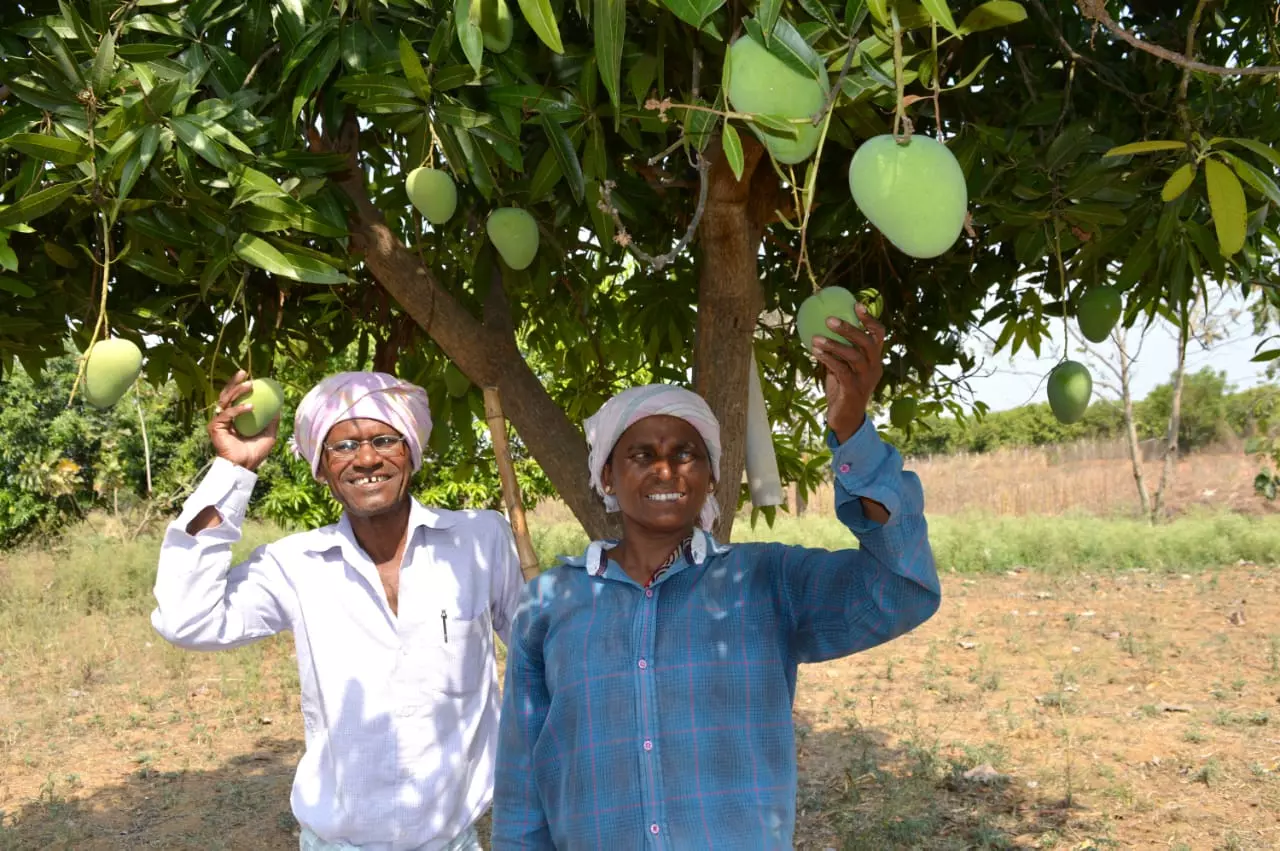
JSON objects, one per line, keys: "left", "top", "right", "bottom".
{"left": 650, "top": 824, "right": 660, "bottom": 835}
{"left": 839, "top": 463, "right": 851, "bottom": 473}
{"left": 645, "top": 589, "right": 653, "bottom": 598}
{"left": 643, "top": 740, "right": 653, "bottom": 751}
{"left": 638, "top": 659, "right": 647, "bottom": 669}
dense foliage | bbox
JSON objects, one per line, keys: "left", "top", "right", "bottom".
{"left": 1, "top": 0, "right": 1277, "bottom": 538}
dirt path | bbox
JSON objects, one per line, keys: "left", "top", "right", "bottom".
{"left": 3, "top": 564, "right": 1277, "bottom": 850}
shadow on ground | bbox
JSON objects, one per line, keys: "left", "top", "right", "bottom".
{"left": 3, "top": 723, "right": 1099, "bottom": 851}
{"left": 793, "top": 715, "right": 1105, "bottom": 850}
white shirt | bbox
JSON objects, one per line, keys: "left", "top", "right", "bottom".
{"left": 150, "top": 458, "right": 525, "bottom": 851}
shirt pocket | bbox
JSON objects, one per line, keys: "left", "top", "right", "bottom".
{"left": 406, "top": 607, "right": 493, "bottom": 697}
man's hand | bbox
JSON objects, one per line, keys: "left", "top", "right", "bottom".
{"left": 210, "top": 370, "right": 279, "bottom": 472}
{"left": 811, "top": 304, "right": 886, "bottom": 444}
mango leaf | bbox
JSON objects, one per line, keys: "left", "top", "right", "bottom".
{"left": 91, "top": 30, "right": 116, "bottom": 95}
{"left": 958, "top": 0, "right": 1027, "bottom": 34}
{"left": 540, "top": 113, "right": 584, "bottom": 203}
{"left": 170, "top": 115, "right": 236, "bottom": 170}
{"left": 1214, "top": 137, "right": 1280, "bottom": 171}
{"left": 1183, "top": 218, "right": 1226, "bottom": 282}
{"left": 866, "top": 0, "right": 888, "bottom": 25}
{"left": 528, "top": 147, "right": 563, "bottom": 202}
{"left": 757, "top": 0, "right": 782, "bottom": 39}
{"left": 1204, "top": 157, "right": 1246, "bottom": 256}
{"left": 920, "top": 0, "right": 960, "bottom": 35}
{"left": 515, "top": 0, "right": 564, "bottom": 53}
{"left": 0, "top": 275, "right": 36, "bottom": 297}
{"left": 1102, "top": 140, "right": 1185, "bottom": 157}
{"left": 233, "top": 233, "right": 349, "bottom": 284}
{"left": 662, "top": 0, "right": 726, "bottom": 29}
{"left": 455, "top": 0, "right": 485, "bottom": 73}
{"left": 398, "top": 33, "right": 432, "bottom": 100}
{"left": 3, "top": 132, "right": 90, "bottom": 166}
{"left": 627, "top": 54, "right": 658, "bottom": 106}
{"left": 941, "top": 54, "right": 991, "bottom": 92}
{"left": 595, "top": 0, "right": 625, "bottom": 111}
{"left": 1160, "top": 162, "right": 1195, "bottom": 202}
{"left": 722, "top": 122, "right": 745, "bottom": 181}
{"left": 0, "top": 182, "right": 80, "bottom": 228}
{"left": 750, "top": 113, "right": 801, "bottom": 138}
{"left": 0, "top": 235, "right": 17, "bottom": 272}
{"left": 1220, "top": 151, "right": 1280, "bottom": 207}
{"left": 757, "top": 17, "right": 828, "bottom": 86}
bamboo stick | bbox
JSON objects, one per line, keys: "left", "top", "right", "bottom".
{"left": 483, "top": 386, "right": 541, "bottom": 582}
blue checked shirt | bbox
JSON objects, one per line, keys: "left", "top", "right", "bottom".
{"left": 492, "top": 417, "right": 941, "bottom": 849}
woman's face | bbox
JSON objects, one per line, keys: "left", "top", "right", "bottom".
{"left": 603, "top": 415, "right": 714, "bottom": 536}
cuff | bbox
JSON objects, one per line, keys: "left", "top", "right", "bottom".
{"left": 826, "top": 417, "right": 902, "bottom": 524}
{"left": 176, "top": 457, "right": 258, "bottom": 532}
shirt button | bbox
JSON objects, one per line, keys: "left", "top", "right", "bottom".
{"left": 645, "top": 589, "right": 653, "bottom": 598}
{"left": 637, "top": 659, "right": 647, "bottom": 669}
{"left": 643, "top": 740, "right": 653, "bottom": 751}
{"left": 650, "top": 824, "right": 660, "bottom": 835}
{"left": 839, "top": 463, "right": 851, "bottom": 473}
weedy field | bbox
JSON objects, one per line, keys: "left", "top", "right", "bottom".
{"left": 2, "top": 447, "right": 1279, "bottom": 850}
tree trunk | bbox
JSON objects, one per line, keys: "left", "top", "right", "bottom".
{"left": 1150, "top": 319, "right": 1189, "bottom": 524}
{"left": 324, "top": 121, "right": 615, "bottom": 540}
{"left": 1116, "top": 328, "right": 1151, "bottom": 518}
{"left": 693, "top": 134, "right": 783, "bottom": 542}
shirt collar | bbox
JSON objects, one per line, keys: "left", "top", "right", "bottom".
{"left": 561, "top": 528, "right": 731, "bottom": 585}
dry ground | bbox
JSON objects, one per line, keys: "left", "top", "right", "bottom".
{"left": 3, "top": 561, "right": 1277, "bottom": 850}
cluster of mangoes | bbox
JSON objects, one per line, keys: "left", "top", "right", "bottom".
{"left": 405, "top": 166, "right": 538, "bottom": 270}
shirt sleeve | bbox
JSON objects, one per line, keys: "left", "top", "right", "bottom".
{"left": 773, "top": 416, "right": 941, "bottom": 664}
{"left": 150, "top": 457, "right": 294, "bottom": 650}
{"left": 489, "top": 513, "right": 526, "bottom": 647}
{"left": 492, "top": 579, "right": 555, "bottom": 849}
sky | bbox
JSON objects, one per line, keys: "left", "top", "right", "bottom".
{"left": 939, "top": 288, "right": 1274, "bottom": 413}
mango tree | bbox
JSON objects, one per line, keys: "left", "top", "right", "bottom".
{"left": 1, "top": 0, "right": 1277, "bottom": 540}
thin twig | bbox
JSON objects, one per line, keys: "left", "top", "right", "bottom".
{"left": 1027, "top": 0, "right": 1147, "bottom": 104}
{"left": 242, "top": 44, "right": 281, "bottom": 88}
{"left": 1076, "top": 0, "right": 1280, "bottom": 76}
{"left": 1176, "top": 0, "right": 1209, "bottom": 138}
{"left": 598, "top": 155, "right": 711, "bottom": 271}
{"left": 814, "top": 37, "right": 860, "bottom": 126}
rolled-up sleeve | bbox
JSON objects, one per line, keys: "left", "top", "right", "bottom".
{"left": 774, "top": 418, "right": 941, "bottom": 663}
{"left": 150, "top": 458, "right": 293, "bottom": 650}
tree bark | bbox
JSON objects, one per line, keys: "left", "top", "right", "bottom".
{"left": 1151, "top": 320, "right": 1189, "bottom": 524}
{"left": 323, "top": 122, "right": 615, "bottom": 540}
{"left": 693, "top": 134, "right": 783, "bottom": 542}
{"left": 1116, "top": 328, "right": 1151, "bottom": 518}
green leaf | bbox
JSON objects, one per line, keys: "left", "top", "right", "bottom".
{"left": 920, "top": 0, "right": 960, "bottom": 35}
{"left": 759, "top": 18, "right": 828, "bottom": 86}
{"left": 1220, "top": 151, "right": 1280, "bottom": 207}
{"left": 455, "top": 0, "right": 485, "bottom": 73}
{"left": 515, "top": 0, "right": 565, "bottom": 53}
{"left": 541, "top": 114, "right": 584, "bottom": 203}
{"left": 722, "top": 122, "right": 745, "bottom": 181}
{"left": 1216, "top": 137, "right": 1280, "bottom": 171}
{"left": 1102, "top": 140, "right": 1185, "bottom": 157}
{"left": 1204, "top": 157, "right": 1246, "bottom": 256}
{"left": 1160, "top": 162, "right": 1195, "bottom": 202}
{"left": 528, "top": 147, "right": 563, "bottom": 202}
{"left": 941, "top": 54, "right": 991, "bottom": 92}
{"left": 170, "top": 116, "right": 235, "bottom": 170}
{"left": 0, "top": 182, "right": 80, "bottom": 229}
{"left": 1184, "top": 218, "right": 1225, "bottom": 282}
{"left": 233, "top": 233, "right": 349, "bottom": 284}
{"left": 958, "top": 0, "right": 1027, "bottom": 34}
{"left": 757, "top": 0, "right": 782, "bottom": 39}
{"left": 627, "top": 55, "right": 658, "bottom": 106}
{"left": 0, "top": 235, "right": 17, "bottom": 272}
{"left": 662, "top": 0, "right": 726, "bottom": 29}
{"left": 398, "top": 33, "right": 432, "bottom": 100}
{"left": 91, "top": 30, "right": 116, "bottom": 95}
{"left": 0, "top": 275, "right": 36, "bottom": 297}
{"left": 595, "top": 0, "right": 625, "bottom": 112}
{"left": 3, "top": 133, "right": 91, "bottom": 166}
{"left": 866, "top": 0, "right": 888, "bottom": 25}
{"left": 749, "top": 113, "right": 800, "bottom": 139}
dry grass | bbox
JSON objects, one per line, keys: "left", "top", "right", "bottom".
{"left": 776, "top": 440, "right": 1273, "bottom": 520}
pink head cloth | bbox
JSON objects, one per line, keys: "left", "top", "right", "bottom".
{"left": 583, "top": 384, "right": 723, "bottom": 532}
{"left": 290, "top": 371, "right": 433, "bottom": 480}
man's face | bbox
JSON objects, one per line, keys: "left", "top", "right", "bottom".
{"left": 319, "top": 418, "right": 414, "bottom": 519}
{"left": 603, "top": 415, "right": 714, "bottom": 536}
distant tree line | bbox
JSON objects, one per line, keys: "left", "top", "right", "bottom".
{"left": 892, "top": 367, "right": 1277, "bottom": 458}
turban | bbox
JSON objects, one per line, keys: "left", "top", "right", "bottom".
{"left": 584, "top": 384, "right": 723, "bottom": 531}
{"left": 290, "top": 371, "right": 433, "bottom": 480}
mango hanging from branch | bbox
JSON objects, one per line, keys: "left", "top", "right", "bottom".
{"left": 848, "top": 134, "right": 968, "bottom": 259}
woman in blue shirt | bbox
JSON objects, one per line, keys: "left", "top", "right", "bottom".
{"left": 493, "top": 305, "right": 941, "bottom": 849}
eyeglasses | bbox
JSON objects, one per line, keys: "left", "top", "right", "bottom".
{"left": 323, "top": 434, "right": 408, "bottom": 460}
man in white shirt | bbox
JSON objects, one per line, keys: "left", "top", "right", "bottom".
{"left": 151, "top": 369, "right": 525, "bottom": 851}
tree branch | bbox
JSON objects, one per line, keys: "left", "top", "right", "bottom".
{"left": 315, "top": 117, "right": 615, "bottom": 539}
{"left": 1076, "top": 0, "right": 1280, "bottom": 76}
